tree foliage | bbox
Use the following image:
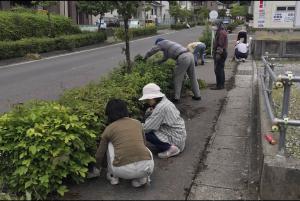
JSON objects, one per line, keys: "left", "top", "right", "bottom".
{"left": 230, "top": 3, "right": 248, "bottom": 18}
{"left": 194, "top": 6, "right": 209, "bottom": 24}
{"left": 77, "top": 1, "right": 113, "bottom": 17}
{"left": 219, "top": 9, "right": 227, "bottom": 18}
{"left": 31, "top": 1, "right": 58, "bottom": 37}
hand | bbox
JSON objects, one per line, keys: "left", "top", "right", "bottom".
{"left": 145, "top": 107, "right": 153, "bottom": 118}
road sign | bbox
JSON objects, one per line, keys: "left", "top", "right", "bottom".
{"left": 209, "top": 10, "right": 218, "bottom": 20}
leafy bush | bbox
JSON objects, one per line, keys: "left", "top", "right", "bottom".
{"left": 199, "top": 22, "right": 212, "bottom": 55}
{"left": 0, "top": 53, "right": 204, "bottom": 199}
{"left": 0, "top": 101, "right": 96, "bottom": 200}
{"left": 226, "top": 22, "right": 239, "bottom": 33}
{"left": 114, "top": 26, "right": 157, "bottom": 41}
{"left": 189, "top": 22, "right": 196, "bottom": 27}
{"left": 0, "top": 32, "right": 107, "bottom": 60}
{"left": 59, "top": 55, "right": 175, "bottom": 147}
{"left": 0, "top": 11, "right": 81, "bottom": 41}
{"left": 170, "top": 23, "right": 187, "bottom": 30}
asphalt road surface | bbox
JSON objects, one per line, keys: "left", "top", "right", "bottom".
{"left": 0, "top": 27, "right": 203, "bottom": 114}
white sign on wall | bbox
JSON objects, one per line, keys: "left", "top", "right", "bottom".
{"left": 295, "top": 1, "right": 300, "bottom": 27}
{"left": 273, "top": 12, "right": 295, "bottom": 23}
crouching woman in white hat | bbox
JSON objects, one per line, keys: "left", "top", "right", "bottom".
{"left": 139, "top": 83, "right": 187, "bottom": 159}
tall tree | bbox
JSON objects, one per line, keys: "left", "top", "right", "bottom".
{"left": 31, "top": 1, "right": 58, "bottom": 37}
{"left": 230, "top": 3, "right": 248, "bottom": 18}
{"left": 169, "top": 2, "right": 181, "bottom": 24}
{"left": 112, "top": 1, "right": 139, "bottom": 73}
{"left": 77, "top": 1, "right": 113, "bottom": 31}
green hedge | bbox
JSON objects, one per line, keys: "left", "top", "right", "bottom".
{"left": 114, "top": 26, "right": 157, "bottom": 41}
{"left": 0, "top": 54, "right": 175, "bottom": 199}
{"left": 0, "top": 11, "right": 81, "bottom": 41}
{"left": 199, "top": 22, "right": 212, "bottom": 55}
{"left": 171, "top": 23, "right": 187, "bottom": 30}
{"left": 0, "top": 32, "right": 107, "bottom": 60}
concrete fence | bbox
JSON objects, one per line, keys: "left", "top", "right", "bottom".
{"left": 253, "top": 40, "right": 300, "bottom": 59}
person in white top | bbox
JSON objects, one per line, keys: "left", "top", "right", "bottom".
{"left": 234, "top": 39, "right": 249, "bottom": 62}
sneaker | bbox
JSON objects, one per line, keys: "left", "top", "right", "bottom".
{"left": 131, "top": 177, "right": 148, "bottom": 188}
{"left": 106, "top": 172, "right": 119, "bottom": 185}
{"left": 86, "top": 167, "right": 101, "bottom": 179}
{"left": 242, "top": 58, "right": 246, "bottom": 62}
{"left": 200, "top": 61, "right": 205, "bottom": 65}
{"left": 158, "top": 145, "right": 180, "bottom": 159}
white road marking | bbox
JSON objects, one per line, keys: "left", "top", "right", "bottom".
{"left": 0, "top": 29, "right": 190, "bottom": 70}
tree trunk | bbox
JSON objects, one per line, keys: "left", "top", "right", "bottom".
{"left": 98, "top": 14, "right": 103, "bottom": 32}
{"left": 47, "top": 11, "right": 52, "bottom": 37}
{"left": 124, "top": 17, "right": 131, "bottom": 73}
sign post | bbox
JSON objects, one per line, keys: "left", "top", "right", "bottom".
{"left": 209, "top": 10, "right": 218, "bottom": 57}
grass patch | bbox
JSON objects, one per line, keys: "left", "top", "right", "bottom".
{"left": 273, "top": 85, "right": 300, "bottom": 159}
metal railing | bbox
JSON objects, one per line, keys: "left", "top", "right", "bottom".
{"left": 261, "top": 52, "right": 300, "bottom": 156}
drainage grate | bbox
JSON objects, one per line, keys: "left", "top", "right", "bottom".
{"left": 237, "top": 70, "right": 253, "bottom": 75}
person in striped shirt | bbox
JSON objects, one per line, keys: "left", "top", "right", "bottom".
{"left": 139, "top": 83, "right": 187, "bottom": 159}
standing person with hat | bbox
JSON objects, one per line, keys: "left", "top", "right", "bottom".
{"left": 143, "top": 38, "right": 201, "bottom": 103}
{"left": 139, "top": 83, "right": 187, "bottom": 159}
{"left": 212, "top": 20, "right": 228, "bottom": 90}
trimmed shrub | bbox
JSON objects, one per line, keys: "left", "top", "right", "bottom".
{"left": 0, "top": 54, "right": 175, "bottom": 199}
{"left": 199, "top": 22, "right": 212, "bottom": 55}
{"left": 59, "top": 55, "right": 175, "bottom": 145}
{"left": 170, "top": 23, "right": 187, "bottom": 30}
{"left": 226, "top": 21, "right": 239, "bottom": 33}
{"left": 0, "top": 101, "right": 96, "bottom": 200}
{"left": 114, "top": 26, "right": 157, "bottom": 41}
{"left": 0, "top": 11, "right": 81, "bottom": 41}
{"left": 0, "top": 32, "right": 107, "bottom": 60}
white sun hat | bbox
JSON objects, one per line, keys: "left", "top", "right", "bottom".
{"left": 139, "top": 83, "right": 165, "bottom": 101}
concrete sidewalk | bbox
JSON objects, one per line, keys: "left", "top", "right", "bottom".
{"left": 187, "top": 58, "right": 259, "bottom": 200}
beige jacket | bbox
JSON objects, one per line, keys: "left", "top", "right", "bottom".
{"left": 187, "top": 42, "right": 205, "bottom": 52}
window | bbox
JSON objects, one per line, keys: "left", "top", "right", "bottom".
{"left": 277, "top": 7, "right": 287, "bottom": 11}
{"left": 288, "top": 6, "right": 295, "bottom": 11}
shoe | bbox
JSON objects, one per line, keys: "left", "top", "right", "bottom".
{"left": 158, "top": 145, "right": 180, "bottom": 159}
{"left": 86, "top": 167, "right": 101, "bottom": 179}
{"left": 242, "top": 58, "right": 246, "bottom": 62}
{"left": 192, "top": 96, "right": 201, "bottom": 101}
{"left": 171, "top": 98, "right": 180, "bottom": 103}
{"left": 200, "top": 61, "right": 204, "bottom": 65}
{"left": 106, "top": 172, "right": 119, "bottom": 185}
{"left": 131, "top": 177, "right": 148, "bottom": 188}
{"left": 210, "top": 86, "right": 224, "bottom": 90}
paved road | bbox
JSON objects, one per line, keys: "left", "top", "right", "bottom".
{"left": 0, "top": 27, "right": 203, "bottom": 114}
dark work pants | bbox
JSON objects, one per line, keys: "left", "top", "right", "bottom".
{"left": 214, "top": 51, "right": 227, "bottom": 88}
{"left": 145, "top": 131, "right": 171, "bottom": 153}
{"left": 235, "top": 48, "right": 248, "bottom": 59}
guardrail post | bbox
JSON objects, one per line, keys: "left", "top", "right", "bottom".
{"left": 268, "top": 58, "right": 276, "bottom": 97}
{"left": 263, "top": 52, "right": 269, "bottom": 82}
{"left": 278, "top": 72, "right": 292, "bottom": 155}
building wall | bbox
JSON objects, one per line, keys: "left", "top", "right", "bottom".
{"left": 253, "top": 1, "right": 297, "bottom": 29}
{"left": 295, "top": 1, "right": 300, "bottom": 27}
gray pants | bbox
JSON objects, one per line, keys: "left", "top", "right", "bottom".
{"left": 174, "top": 52, "right": 201, "bottom": 100}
